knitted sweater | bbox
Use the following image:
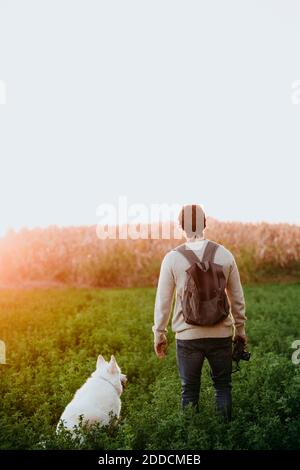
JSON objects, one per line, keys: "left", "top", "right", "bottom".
{"left": 153, "top": 238, "right": 247, "bottom": 345}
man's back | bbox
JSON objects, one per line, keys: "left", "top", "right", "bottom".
{"left": 153, "top": 238, "right": 246, "bottom": 344}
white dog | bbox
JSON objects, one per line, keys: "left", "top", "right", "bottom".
{"left": 57, "top": 355, "right": 127, "bottom": 435}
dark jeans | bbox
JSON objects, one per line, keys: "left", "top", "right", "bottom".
{"left": 176, "top": 337, "right": 232, "bottom": 420}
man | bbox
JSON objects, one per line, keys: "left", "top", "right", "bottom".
{"left": 152, "top": 204, "right": 247, "bottom": 420}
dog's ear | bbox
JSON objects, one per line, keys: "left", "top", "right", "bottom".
{"left": 96, "top": 354, "right": 105, "bottom": 369}
{"left": 107, "top": 355, "right": 118, "bottom": 374}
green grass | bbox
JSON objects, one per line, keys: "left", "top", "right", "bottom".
{"left": 0, "top": 284, "right": 300, "bottom": 450}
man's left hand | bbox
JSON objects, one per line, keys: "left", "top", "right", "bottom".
{"left": 154, "top": 341, "right": 167, "bottom": 359}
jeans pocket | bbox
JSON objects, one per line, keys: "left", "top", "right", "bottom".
{"left": 176, "top": 339, "right": 197, "bottom": 357}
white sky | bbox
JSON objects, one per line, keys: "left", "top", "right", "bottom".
{"left": 0, "top": 0, "right": 300, "bottom": 235}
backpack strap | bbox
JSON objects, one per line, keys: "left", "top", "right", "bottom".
{"left": 201, "top": 241, "right": 220, "bottom": 289}
{"left": 204, "top": 242, "right": 227, "bottom": 293}
{"left": 174, "top": 243, "right": 201, "bottom": 265}
{"left": 201, "top": 241, "right": 219, "bottom": 263}
{"left": 174, "top": 240, "right": 219, "bottom": 266}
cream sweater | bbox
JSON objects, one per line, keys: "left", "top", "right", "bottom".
{"left": 153, "top": 238, "right": 247, "bottom": 345}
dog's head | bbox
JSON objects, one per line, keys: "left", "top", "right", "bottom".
{"left": 95, "top": 354, "right": 127, "bottom": 395}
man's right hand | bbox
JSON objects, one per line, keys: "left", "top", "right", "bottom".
{"left": 154, "top": 341, "right": 167, "bottom": 359}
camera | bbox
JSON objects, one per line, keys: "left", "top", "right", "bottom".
{"left": 232, "top": 336, "right": 251, "bottom": 363}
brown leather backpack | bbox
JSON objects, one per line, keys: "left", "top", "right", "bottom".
{"left": 174, "top": 241, "right": 230, "bottom": 326}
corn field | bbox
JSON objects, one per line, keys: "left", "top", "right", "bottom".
{"left": 0, "top": 219, "right": 299, "bottom": 288}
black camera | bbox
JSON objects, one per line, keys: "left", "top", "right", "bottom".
{"left": 232, "top": 336, "right": 251, "bottom": 364}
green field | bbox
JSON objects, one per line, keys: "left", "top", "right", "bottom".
{"left": 0, "top": 284, "right": 299, "bottom": 450}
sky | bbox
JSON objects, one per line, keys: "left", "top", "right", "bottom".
{"left": 0, "top": 0, "right": 300, "bottom": 236}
